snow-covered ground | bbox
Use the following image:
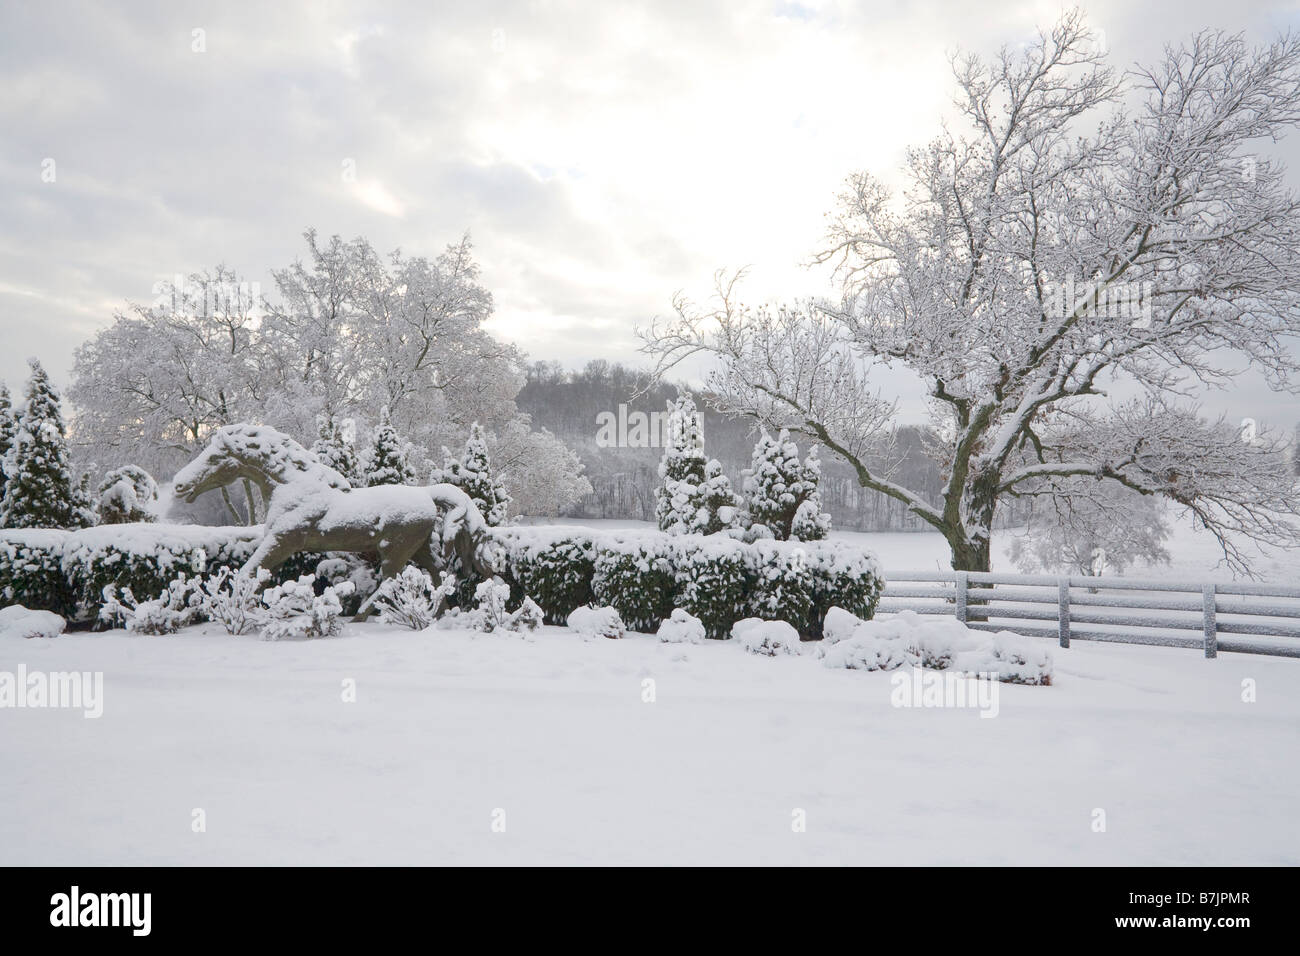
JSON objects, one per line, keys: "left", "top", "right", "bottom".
{"left": 2, "top": 619, "right": 1296, "bottom": 865}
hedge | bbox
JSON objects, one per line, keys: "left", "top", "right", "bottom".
{"left": 501, "top": 532, "right": 596, "bottom": 625}
{"left": 2, "top": 523, "right": 885, "bottom": 637}
{"left": 0, "top": 524, "right": 333, "bottom": 624}
{"left": 493, "top": 526, "right": 883, "bottom": 639}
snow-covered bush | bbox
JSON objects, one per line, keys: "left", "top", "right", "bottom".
{"left": 502, "top": 532, "right": 595, "bottom": 624}
{"left": 259, "top": 574, "right": 354, "bottom": 641}
{"left": 370, "top": 566, "right": 456, "bottom": 630}
{"left": 656, "top": 608, "right": 705, "bottom": 644}
{"left": 818, "top": 611, "right": 960, "bottom": 671}
{"left": 732, "top": 617, "right": 801, "bottom": 656}
{"left": 673, "top": 538, "right": 754, "bottom": 639}
{"left": 820, "top": 630, "right": 921, "bottom": 671}
{"left": 313, "top": 554, "right": 377, "bottom": 615}
{"left": 954, "top": 633, "right": 1056, "bottom": 686}
{"left": 821, "top": 606, "right": 865, "bottom": 645}
{"left": 100, "top": 573, "right": 205, "bottom": 635}
{"left": 819, "top": 610, "right": 1054, "bottom": 685}
{"left": 95, "top": 465, "right": 158, "bottom": 525}
{"left": 0, "top": 529, "right": 75, "bottom": 616}
{"left": 198, "top": 567, "right": 270, "bottom": 635}
{"left": 800, "top": 541, "right": 885, "bottom": 639}
{"left": 463, "top": 578, "right": 541, "bottom": 633}
{"left": 567, "top": 604, "right": 625, "bottom": 640}
{"left": 592, "top": 536, "right": 678, "bottom": 632}
{"left": 750, "top": 542, "right": 817, "bottom": 636}
{"left": 0, "top": 605, "right": 66, "bottom": 639}
{"left": 512, "top": 597, "right": 544, "bottom": 633}
{"left": 467, "top": 579, "right": 511, "bottom": 632}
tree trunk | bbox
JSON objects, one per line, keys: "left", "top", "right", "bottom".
{"left": 241, "top": 478, "right": 261, "bottom": 525}
{"left": 948, "top": 533, "right": 992, "bottom": 573}
{"left": 219, "top": 486, "right": 245, "bottom": 525}
{"left": 948, "top": 464, "right": 999, "bottom": 573}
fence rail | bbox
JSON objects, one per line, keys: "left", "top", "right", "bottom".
{"left": 878, "top": 570, "right": 1300, "bottom": 658}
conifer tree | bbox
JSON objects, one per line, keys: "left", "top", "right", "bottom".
{"left": 655, "top": 395, "right": 707, "bottom": 533}
{"left": 743, "top": 428, "right": 829, "bottom": 541}
{"left": 454, "top": 423, "right": 510, "bottom": 526}
{"left": 363, "top": 406, "right": 415, "bottom": 487}
{"left": 70, "top": 472, "right": 98, "bottom": 529}
{"left": 790, "top": 445, "right": 831, "bottom": 541}
{"left": 311, "top": 413, "right": 362, "bottom": 485}
{"left": 0, "top": 359, "right": 86, "bottom": 529}
{"left": 0, "top": 383, "right": 15, "bottom": 511}
{"left": 698, "top": 458, "right": 741, "bottom": 535}
{"left": 655, "top": 395, "right": 738, "bottom": 535}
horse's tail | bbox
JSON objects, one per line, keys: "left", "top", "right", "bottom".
{"left": 425, "top": 483, "right": 496, "bottom": 577}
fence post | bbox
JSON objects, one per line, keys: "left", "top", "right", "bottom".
{"left": 1058, "top": 578, "right": 1071, "bottom": 648}
{"left": 1202, "top": 584, "right": 1217, "bottom": 659}
{"left": 955, "top": 571, "right": 968, "bottom": 624}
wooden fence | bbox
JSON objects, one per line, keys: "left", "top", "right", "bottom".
{"left": 878, "top": 571, "right": 1300, "bottom": 658}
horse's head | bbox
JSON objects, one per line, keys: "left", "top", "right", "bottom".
{"left": 174, "top": 423, "right": 348, "bottom": 503}
{"left": 172, "top": 429, "right": 244, "bottom": 503}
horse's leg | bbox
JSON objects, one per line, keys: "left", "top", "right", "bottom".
{"left": 354, "top": 536, "right": 426, "bottom": 622}
{"left": 239, "top": 535, "right": 281, "bottom": 579}
{"left": 410, "top": 544, "right": 453, "bottom": 618}
{"left": 240, "top": 531, "right": 303, "bottom": 580}
{"left": 411, "top": 543, "right": 441, "bottom": 578}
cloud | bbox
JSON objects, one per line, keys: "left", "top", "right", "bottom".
{"left": 0, "top": 0, "right": 1296, "bottom": 430}
{"left": 349, "top": 179, "right": 406, "bottom": 218}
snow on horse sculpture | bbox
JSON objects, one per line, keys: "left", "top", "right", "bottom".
{"left": 172, "top": 424, "right": 494, "bottom": 616}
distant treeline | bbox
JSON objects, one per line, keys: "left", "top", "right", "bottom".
{"left": 517, "top": 360, "right": 1034, "bottom": 532}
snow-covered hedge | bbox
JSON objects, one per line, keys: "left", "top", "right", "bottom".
{"left": 591, "top": 535, "right": 679, "bottom": 633}
{"left": 1, "top": 521, "right": 885, "bottom": 638}
{"left": 0, "top": 529, "right": 74, "bottom": 616}
{"left": 0, "top": 524, "right": 327, "bottom": 622}
{"left": 68, "top": 524, "right": 262, "bottom": 619}
{"left": 500, "top": 531, "right": 596, "bottom": 625}
{"left": 493, "top": 526, "right": 883, "bottom": 639}
{"left": 675, "top": 538, "right": 757, "bottom": 639}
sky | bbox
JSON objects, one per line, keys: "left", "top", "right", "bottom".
{"left": 3, "top": 0, "right": 1300, "bottom": 429}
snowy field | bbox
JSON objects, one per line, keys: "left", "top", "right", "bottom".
{"left": 2, "top": 618, "right": 1298, "bottom": 866}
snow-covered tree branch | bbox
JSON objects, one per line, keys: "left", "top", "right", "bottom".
{"left": 69, "top": 231, "right": 589, "bottom": 522}
{"left": 641, "top": 11, "right": 1300, "bottom": 572}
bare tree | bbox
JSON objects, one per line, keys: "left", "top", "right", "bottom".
{"left": 641, "top": 11, "right": 1300, "bottom": 572}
